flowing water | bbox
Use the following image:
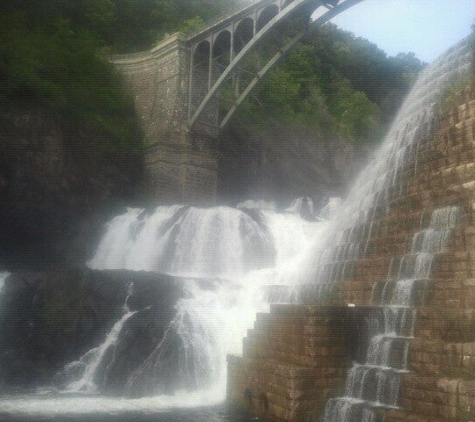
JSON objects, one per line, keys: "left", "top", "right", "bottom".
{"left": 0, "top": 272, "right": 9, "bottom": 293}
{"left": 61, "top": 283, "right": 136, "bottom": 394}
{"left": 323, "top": 206, "right": 462, "bottom": 421}
{"left": 0, "top": 36, "right": 473, "bottom": 421}
{"left": 308, "top": 37, "right": 472, "bottom": 290}
{"left": 0, "top": 204, "right": 332, "bottom": 419}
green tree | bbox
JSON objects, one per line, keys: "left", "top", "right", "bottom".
{"left": 234, "top": 23, "right": 424, "bottom": 145}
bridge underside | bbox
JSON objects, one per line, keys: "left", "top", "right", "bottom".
{"left": 112, "top": 0, "right": 363, "bottom": 204}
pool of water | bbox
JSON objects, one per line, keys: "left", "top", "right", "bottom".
{"left": 0, "top": 398, "right": 259, "bottom": 422}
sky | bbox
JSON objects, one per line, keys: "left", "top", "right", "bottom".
{"left": 329, "top": 0, "right": 475, "bottom": 63}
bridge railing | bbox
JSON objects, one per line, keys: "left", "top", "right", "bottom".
{"left": 186, "top": 0, "right": 258, "bottom": 39}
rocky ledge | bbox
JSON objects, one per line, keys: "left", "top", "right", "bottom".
{"left": 0, "top": 268, "right": 186, "bottom": 394}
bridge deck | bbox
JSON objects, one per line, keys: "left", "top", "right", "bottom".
{"left": 187, "top": 0, "right": 276, "bottom": 42}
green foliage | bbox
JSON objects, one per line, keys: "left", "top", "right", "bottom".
{"left": 0, "top": 1, "right": 426, "bottom": 152}
{"left": 0, "top": 0, "right": 244, "bottom": 153}
{"left": 235, "top": 23, "right": 425, "bottom": 145}
{"left": 436, "top": 21, "right": 475, "bottom": 115}
{"left": 102, "top": 0, "right": 236, "bottom": 52}
{"left": 0, "top": 6, "right": 141, "bottom": 153}
{"left": 329, "top": 76, "right": 380, "bottom": 142}
{"left": 179, "top": 16, "right": 207, "bottom": 35}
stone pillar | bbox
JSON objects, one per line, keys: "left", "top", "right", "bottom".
{"left": 112, "top": 33, "right": 217, "bottom": 204}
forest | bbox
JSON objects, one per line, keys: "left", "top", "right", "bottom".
{"left": 0, "top": 0, "right": 426, "bottom": 151}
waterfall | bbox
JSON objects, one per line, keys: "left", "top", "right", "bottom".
{"left": 309, "top": 37, "right": 472, "bottom": 289}
{"left": 61, "top": 311, "right": 137, "bottom": 393}
{"left": 59, "top": 283, "right": 136, "bottom": 393}
{"left": 88, "top": 205, "right": 319, "bottom": 278}
{"left": 323, "top": 206, "right": 462, "bottom": 421}
{"left": 318, "top": 36, "right": 472, "bottom": 422}
{"left": 83, "top": 205, "right": 327, "bottom": 396}
{"left": 4, "top": 203, "right": 330, "bottom": 417}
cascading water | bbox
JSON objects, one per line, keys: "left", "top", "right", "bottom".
{"left": 85, "top": 205, "right": 325, "bottom": 396}
{"left": 0, "top": 203, "right": 332, "bottom": 417}
{"left": 308, "top": 37, "right": 472, "bottom": 290}
{"left": 59, "top": 283, "right": 136, "bottom": 393}
{"left": 0, "top": 272, "right": 9, "bottom": 292}
{"left": 88, "top": 205, "right": 301, "bottom": 277}
{"left": 0, "top": 34, "right": 473, "bottom": 422}
{"left": 323, "top": 206, "right": 462, "bottom": 421}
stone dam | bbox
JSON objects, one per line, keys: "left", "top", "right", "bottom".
{"left": 226, "top": 42, "right": 475, "bottom": 421}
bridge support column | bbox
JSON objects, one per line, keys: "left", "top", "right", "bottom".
{"left": 112, "top": 33, "right": 218, "bottom": 204}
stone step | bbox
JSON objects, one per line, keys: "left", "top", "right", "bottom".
{"left": 228, "top": 90, "right": 475, "bottom": 421}
{"left": 242, "top": 344, "right": 348, "bottom": 367}
{"left": 385, "top": 409, "right": 446, "bottom": 422}
{"left": 397, "top": 374, "right": 475, "bottom": 420}
{"left": 371, "top": 278, "right": 430, "bottom": 307}
{"left": 324, "top": 398, "right": 389, "bottom": 422}
{"left": 245, "top": 331, "right": 347, "bottom": 348}
{"left": 408, "top": 338, "right": 475, "bottom": 376}
{"left": 415, "top": 307, "right": 475, "bottom": 341}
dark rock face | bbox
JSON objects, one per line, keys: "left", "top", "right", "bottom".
{"left": 218, "top": 123, "right": 369, "bottom": 205}
{"left": 98, "top": 280, "right": 186, "bottom": 396}
{"left": 0, "top": 108, "right": 142, "bottom": 270}
{"left": 0, "top": 268, "right": 183, "bottom": 393}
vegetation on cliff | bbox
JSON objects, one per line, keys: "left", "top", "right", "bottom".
{"left": 1, "top": 0, "right": 424, "bottom": 151}
{"left": 0, "top": 2, "right": 142, "bottom": 153}
{"left": 436, "top": 24, "right": 475, "bottom": 114}
{"left": 235, "top": 23, "right": 424, "bottom": 145}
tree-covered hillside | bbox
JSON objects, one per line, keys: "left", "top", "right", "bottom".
{"left": 236, "top": 23, "right": 424, "bottom": 145}
{"left": 0, "top": 0, "right": 424, "bottom": 151}
{"left": 0, "top": 0, "right": 240, "bottom": 149}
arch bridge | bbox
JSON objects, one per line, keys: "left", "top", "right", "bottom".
{"left": 187, "top": 0, "right": 362, "bottom": 137}
{"left": 112, "top": 0, "right": 363, "bottom": 203}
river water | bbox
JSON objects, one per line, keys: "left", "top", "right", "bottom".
{"left": 1, "top": 399, "right": 256, "bottom": 422}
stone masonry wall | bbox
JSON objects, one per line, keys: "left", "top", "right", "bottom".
{"left": 227, "top": 305, "right": 372, "bottom": 422}
{"left": 112, "top": 33, "right": 217, "bottom": 204}
{"left": 228, "top": 88, "right": 475, "bottom": 421}
{"left": 383, "top": 90, "right": 475, "bottom": 422}
{"left": 314, "top": 87, "right": 475, "bottom": 422}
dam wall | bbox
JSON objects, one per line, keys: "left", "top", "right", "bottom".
{"left": 227, "top": 305, "right": 370, "bottom": 422}
{"left": 227, "top": 87, "right": 475, "bottom": 421}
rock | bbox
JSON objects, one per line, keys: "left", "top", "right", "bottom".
{"left": 0, "top": 268, "right": 184, "bottom": 393}
{"left": 0, "top": 107, "right": 142, "bottom": 270}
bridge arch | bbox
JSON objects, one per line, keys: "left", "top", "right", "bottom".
{"left": 187, "top": 0, "right": 364, "bottom": 136}
{"left": 193, "top": 40, "right": 211, "bottom": 65}
{"left": 213, "top": 31, "right": 232, "bottom": 80}
{"left": 111, "top": 0, "right": 365, "bottom": 203}
{"left": 257, "top": 5, "right": 280, "bottom": 32}
{"left": 191, "top": 40, "right": 211, "bottom": 104}
{"left": 234, "top": 18, "right": 255, "bottom": 55}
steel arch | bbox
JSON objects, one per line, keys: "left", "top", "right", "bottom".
{"left": 187, "top": 0, "right": 364, "bottom": 136}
